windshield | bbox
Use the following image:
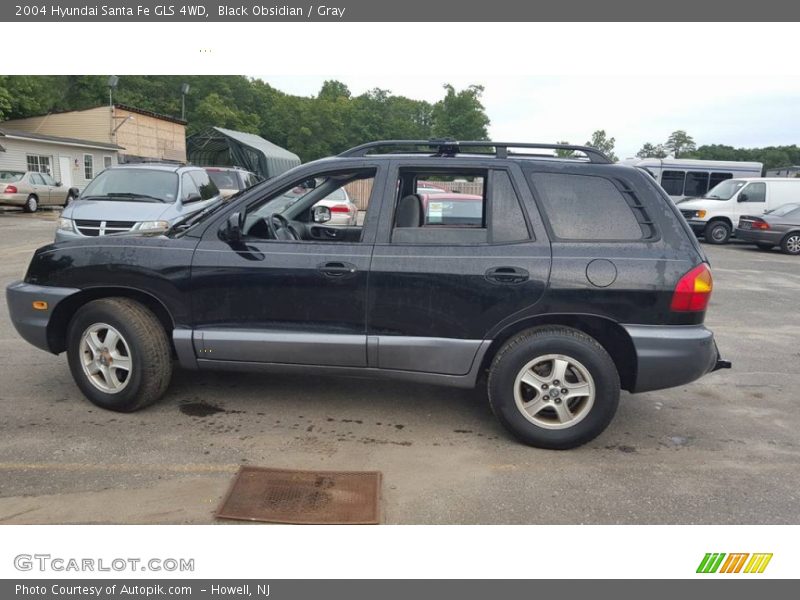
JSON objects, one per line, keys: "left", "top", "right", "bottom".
{"left": 81, "top": 169, "right": 179, "bottom": 203}
{"left": 766, "top": 203, "right": 800, "bottom": 217}
{"left": 0, "top": 171, "right": 24, "bottom": 182}
{"left": 704, "top": 179, "right": 746, "bottom": 200}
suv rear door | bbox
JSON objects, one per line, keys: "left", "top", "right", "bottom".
{"left": 367, "top": 159, "right": 551, "bottom": 376}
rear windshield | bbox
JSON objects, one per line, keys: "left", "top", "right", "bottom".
{"left": 81, "top": 169, "right": 179, "bottom": 203}
{"left": 767, "top": 203, "right": 800, "bottom": 217}
{"left": 207, "top": 170, "right": 241, "bottom": 191}
{"left": 0, "top": 171, "right": 24, "bottom": 182}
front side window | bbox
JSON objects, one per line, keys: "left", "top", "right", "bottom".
{"left": 660, "top": 170, "right": 685, "bottom": 196}
{"left": 29, "top": 172, "right": 45, "bottom": 185}
{"left": 84, "top": 154, "right": 94, "bottom": 180}
{"left": 530, "top": 172, "right": 644, "bottom": 241}
{"left": 189, "top": 170, "right": 220, "bottom": 200}
{"left": 243, "top": 168, "right": 376, "bottom": 242}
{"left": 741, "top": 182, "right": 766, "bottom": 203}
{"left": 40, "top": 173, "right": 56, "bottom": 186}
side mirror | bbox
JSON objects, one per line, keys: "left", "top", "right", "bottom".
{"left": 303, "top": 178, "right": 317, "bottom": 190}
{"left": 313, "top": 205, "right": 332, "bottom": 224}
{"left": 221, "top": 212, "right": 244, "bottom": 241}
{"left": 184, "top": 192, "right": 202, "bottom": 203}
{"left": 738, "top": 193, "right": 748, "bottom": 203}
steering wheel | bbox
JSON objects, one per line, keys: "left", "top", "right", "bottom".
{"left": 267, "top": 212, "right": 301, "bottom": 241}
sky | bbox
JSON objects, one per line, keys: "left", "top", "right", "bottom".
{"left": 258, "top": 75, "right": 800, "bottom": 160}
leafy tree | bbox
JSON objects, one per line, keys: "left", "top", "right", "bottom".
{"left": 554, "top": 140, "right": 575, "bottom": 158}
{"left": 431, "top": 84, "right": 490, "bottom": 140}
{"left": 636, "top": 142, "right": 669, "bottom": 159}
{"left": 665, "top": 130, "right": 696, "bottom": 158}
{"left": 585, "top": 130, "right": 618, "bottom": 161}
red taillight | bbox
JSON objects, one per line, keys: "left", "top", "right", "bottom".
{"left": 330, "top": 204, "right": 351, "bottom": 213}
{"left": 4, "top": 185, "right": 18, "bottom": 194}
{"left": 671, "top": 264, "right": 713, "bottom": 312}
{"left": 753, "top": 220, "right": 771, "bottom": 230}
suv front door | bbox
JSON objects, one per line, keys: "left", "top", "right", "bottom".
{"left": 188, "top": 163, "right": 386, "bottom": 368}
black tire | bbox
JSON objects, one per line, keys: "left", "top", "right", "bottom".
{"left": 23, "top": 195, "right": 38, "bottom": 213}
{"left": 487, "top": 326, "right": 620, "bottom": 449}
{"left": 780, "top": 232, "right": 800, "bottom": 255}
{"left": 66, "top": 298, "right": 172, "bottom": 412}
{"left": 756, "top": 243, "right": 774, "bottom": 251}
{"left": 704, "top": 220, "right": 731, "bottom": 244}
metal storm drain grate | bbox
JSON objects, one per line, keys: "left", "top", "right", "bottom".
{"left": 216, "top": 466, "right": 382, "bottom": 524}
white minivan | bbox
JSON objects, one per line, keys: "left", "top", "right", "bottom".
{"left": 677, "top": 178, "right": 800, "bottom": 244}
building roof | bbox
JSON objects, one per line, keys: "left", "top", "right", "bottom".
{"left": 113, "top": 104, "right": 187, "bottom": 126}
{"left": 186, "top": 127, "right": 301, "bottom": 179}
{"left": 0, "top": 126, "right": 124, "bottom": 151}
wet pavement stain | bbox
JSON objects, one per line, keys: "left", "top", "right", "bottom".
{"left": 179, "top": 401, "right": 226, "bottom": 417}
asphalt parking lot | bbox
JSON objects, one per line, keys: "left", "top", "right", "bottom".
{"left": 0, "top": 209, "right": 798, "bottom": 525}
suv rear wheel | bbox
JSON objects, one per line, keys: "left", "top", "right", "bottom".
{"left": 66, "top": 298, "right": 172, "bottom": 412}
{"left": 487, "top": 326, "right": 620, "bottom": 449}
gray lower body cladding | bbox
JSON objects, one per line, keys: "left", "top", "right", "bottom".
{"left": 623, "top": 324, "right": 719, "bottom": 393}
{"left": 5, "top": 281, "right": 81, "bottom": 353}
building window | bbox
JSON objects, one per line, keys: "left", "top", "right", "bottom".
{"left": 84, "top": 154, "right": 94, "bottom": 180}
{"left": 26, "top": 154, "right": 52, "bottom": 175}
{"left": 103, "top": 156, "right": 113, "bottom": 169}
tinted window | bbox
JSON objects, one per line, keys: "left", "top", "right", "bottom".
{"left": 661, "top": 170, "right": 685, "bottom": 196}
{"left": 684, "top": 171, "right": 709, "bottom": 197}
{"left": 742, "top": 182, "right": 766, "bottom": 202}
{"left": 182, "top": 173, "right": 200, "bottom": 201}
{"left": 530, "top": 172, "right": 643, "bottom": 240}
{"left": 709, "top": 172, "right": 733, "bottom": 188}
{"left": 490, "top": 171, "right": 530, "bottom": 244}
{"left": 190, "top": 170, "right": 220, "bottom": 200}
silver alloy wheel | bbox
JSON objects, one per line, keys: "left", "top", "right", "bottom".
{"left": 786, "top": 235, "right": 800, "bottom": 254}
{"left": 79, "top": 323, "right": 132, "bottom": 394}
{"left": 25, "top": 196, "right": 38, "bottom": 212}
{"left": 513, "top": 354, "right": 595, "bottom": 430}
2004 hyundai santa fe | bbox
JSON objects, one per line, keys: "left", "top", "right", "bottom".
{"left": 6, "top": 140, "right": 730, "bottom": 449}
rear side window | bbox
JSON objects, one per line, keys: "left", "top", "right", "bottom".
{"left": 490, "top": 171, "right": 530, "bottom": 244}
{"left": 709, "top": 172, "right": 733, "bottom": 188}
{"left": 529, "top": 172, "right": 644, "bottom": 241}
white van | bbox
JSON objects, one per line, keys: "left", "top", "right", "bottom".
{"left": 627, "top": 158, "right": 763, "bottom": 202}
{"left": 677, "top": 178, "right": 800, "bottom": 244}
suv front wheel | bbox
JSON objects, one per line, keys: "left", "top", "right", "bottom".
{"left": 66, "top": 298, "right": 173, "bottom": 412}
{"left": 488, "top": 327, "right": 620, "bottom": 449}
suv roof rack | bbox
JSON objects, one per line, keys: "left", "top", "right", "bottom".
{"left": 339, "top": 139, "right": 612, "bottom": 164}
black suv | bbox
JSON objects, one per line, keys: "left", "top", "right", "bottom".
{"left": 6, "top": 140, "right": 729, "bottom": 449}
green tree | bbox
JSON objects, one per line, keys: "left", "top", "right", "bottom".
{"left": 665, "top": 130, "right": 696, "bottom": 158}
{"left": 636, "top": 142, "right": 668, "bottom": 159}
{"left": 431, "top": 84, "right": 490, "bottom": 140}
{"left": 585, "top": 130, "right": 618, "bottom": 161}
{"left": 554, "top": 140, "right": 575, "bottom": 158}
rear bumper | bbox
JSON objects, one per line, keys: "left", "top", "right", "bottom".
{"left": 0, "top": 193, "right": 26, "bottom": 206}
{"left": 734, "top": 228, "right": 784, "bottom": 245}
{"left": 6, "top": 281, "right": 80, "bottom": 353}
{"left": 622, "top": 324, "right": 727, "bottom": 393}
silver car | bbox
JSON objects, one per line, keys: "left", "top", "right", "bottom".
{"left": 0, "top": 170, "right": 79, "bottom": 212}
{"left": 279, "top": 183, "right": 358, "bottom": 226}
{"left": 736, "top": 203, "right": 800, "bottom": 255}
{"left": 56, "top": 164, "right": 221, "bottom": 242}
